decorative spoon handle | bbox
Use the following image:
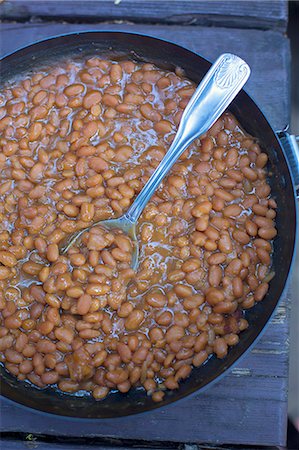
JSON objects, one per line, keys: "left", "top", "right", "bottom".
{"left": 125, "top": 53, "right": 250, "bottom": 224}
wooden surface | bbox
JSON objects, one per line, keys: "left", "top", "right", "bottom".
{"left": 1, "top": 438, "right": 281, "bottom": 450}
{"left": 3, "top": 438, "right": 284, "bottom": 450}
{"left": 0, "top": 0, "right": 288, "bottom": 31}
{"left": 0, "top": 8, "right": 292, "bottom": 450}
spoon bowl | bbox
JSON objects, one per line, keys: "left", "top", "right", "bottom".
{"left": 61, "top": 215, "right": 139, "bottom": 270}
{"left": 60, "top": 53, "right": 250, "bottom": 269}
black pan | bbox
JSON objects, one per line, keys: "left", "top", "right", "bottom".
{"left": 1, "top": 31, "right": 298, "bottom": 418}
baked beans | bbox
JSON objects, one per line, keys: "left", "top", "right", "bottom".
{"left": 0, "top": 56, "right": 276, "bottom": 402}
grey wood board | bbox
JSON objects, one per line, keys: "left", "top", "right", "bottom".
{"left": 0, "top": 0, "right": 288, "bottom": 31}
{"left": 0, "top": 443, "right": 158, "bottom": 450}
{"left": 0, "top": 391, "right": 289, "bottom": 447}
{"left": 0, "top": 439, "right": 282, "bottom": 450}
{"left": 0, "top": 22, "right": 291, "bottom": 131}
{"left": 0, "top": 21, "right": 291, "bottom": 448}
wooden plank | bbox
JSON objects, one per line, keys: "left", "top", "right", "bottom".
{"left": 0, "top": 393, "right": 288, "bottom": 446}
{"left": 0, "top": 0, "right": 288, "bottom": 31}
{"left": 0, "top": 22, "right": 291, "bottom": 131}
{"left": 0, "top": 439, "right": 161, "bottom": 450}
{"left": 0, "top": 438, "right": 280, "bottom": 450}
{"left": 0, "top": 22, "right": 291, "bottom": 448}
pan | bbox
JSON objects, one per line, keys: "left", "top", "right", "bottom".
{"left": 1, "top": 31, "right": 298, "bottom": 418}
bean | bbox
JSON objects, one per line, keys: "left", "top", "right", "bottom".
{"left": 226, "top": 259, "right": 243, "bottom": 276}
{"left": 102, "top": 93, "right": 118, "bottom": 107}
{"left": 195, "top": 216, "right": 209, "bottom": 231}
{"left": 117, "top": 343, "right": 132, "bottom": 363}
{"left": 5, "top": 349, "right": 23, "bottom": 364}
{"left": 66, "top": 286, "right": 84, "bottom": 298}
{"left": 79, "top": 329, "right": 100, "bottom": 339}
{"left": 258, "top": 227, "right": 277, "bottom": 240}
{"left": 76, "top": 294, "right": 91, "bottom": 315}
{"left": 92, "top": 349, "right": 108, "bottom": 367}
{"left": 254, "top": 216, "right": 274, "bottom": 228}
{"left": 81, "top": 203, "right": 95, "bottom": 222}
{"left": 256, "top": 184, "right": 271, "bottom": 198}
{"left": 165, "top": 325, "right": 184, "bottom": 343}
{"left": 215, "top": 191, "right": 229, "bottom": 212}
{"left": 208, "top": 265, "right": 222, "bottom": 287}
{"left": 218, "top": 233, "right": 233, "bottom": 254}
{"left": 193, "top": 350, "right": 208, "bottom": 367}
{"left": 54, "top": 327, "right": 74, "bottom": 344}
{"left": 182, "top": 258, "right": 200, "bottom": 273}
{"left": 211, "top": 216, "right": 230, "bottom": 230}
{"left": 37, "top": 340, "right": 56, "bottom": 354}
{"left": 257, "top": 248, "right": 271, "bottom": 265}
{"left": 111, "top": 248, "right": 131, "bottom": 262}
{"left": 93, "top": 386, "right": 109, "bottom": 400}
{"left": 223, "top": 204, "right": 242, "bottom": 217}
{"left": 40, "top": 370, "right": 59, "bottom": 385}
{"left": 241, "top": 166, "right": 258, "bottom": 181}
{"left": 64, "top": 84, "right": 84, "bottom": 96}
{"left": 132, "top": 347, "right": 148, "bottom": 364}
{"left": 125, "top": 310, "right": 144, "bottom": 331}
{"left": 225, "top": 148, "right": 238, "bottom": 166}
{"left": 22, "top": 261, "right": 43, "bottom": 275}
{"left": 192, "top": 201, "right": 212, "bottom": 217}
{"left": 59, "top": 380, "right": 79, "bottom": 393}
{"left": 83, "top": 90, "right": 101, "bottom": 109}
{"left": 110, "top": 64, "right": 123, "bottom": 83}
{"left": 252, "top": 203, "right": 268, "bottom": 216}
{"left": 213, "top": 301, "right": 237, "bottom": 314}
{"left": 207, "top": 253, "right": 226, "bottom": 265}
{"left": 141, "top": 224, "right": 153, "bottom": 242}
{"left": 256, "top": 153, "right": 268, "bottom": 168}
{"left": 245, "top": 219, "right": 258, "bottom": 236}
{"left": 183, "top": 295, "right": 204, "bottom": 310}
{"left": 70, "top": 253, "right": 86, "bottom": 266}
{"left": 154, "top": 120, "right": 173, "bottom": 135}
{"left": 206, "top": 288, "right": 225, "bottom": 305}
{"left": 214, "top": 338, "right": 228, "bottom": 358}
{"left": 19, "top": 360, "right": 33, "bottom": 374}
{"left": 0, "top": 251, "right": 17, "bottom": 267}
{"left": 146, "top": 291, "right": 167, "bottom": 308}
{"left": 86, "top": 284, "right": 110, "bottom": 296}
{"left": 39, "top": 321, "right": 54, "bottom": 335}
{"left": 174, "top": 284, "right": 193, "bottom": 298}
{"left": 140, "top": 104, "right": 161, "bottom": 122}
{"left": 175, "top": 364, "right": 192, "bottom": 381}
{"left": 0, "top": 266, "right": 11, "bottom": 279}
{"left": 4, "top": 314, "right": 22, "bottom": 331}
{"left": 114, "top": 145, "right": 133, "bottom": 162}
{"left": 107, "top": 368, "right": 128, "bottom": 387}
{"left": 254, "top": 238, "right": 272, "bottom": 251}
{"left": 32, "top": 90, "right": 47, "bottom": 105}
{"left": 232, "top": 277, "right": 243, "bottom": 297}
{"left": 254, "top": 282, "right": 269, "bottom": 301}
{"left": 47, "top": 244, "right": 59, "bottom": 262}
{"left": 214, "top": 188, "right": 234, "bottom": 202}
{"left": 89, "top": 157, "right": 108, "bottom": 172}
{"left": 28, "top": 122, "right": 42, "bottom": 141}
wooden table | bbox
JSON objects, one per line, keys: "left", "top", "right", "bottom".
{"left": 0, "top": 1, "right": 292, "bottom": 449}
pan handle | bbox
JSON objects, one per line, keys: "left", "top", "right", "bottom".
{"left": 277, "top": 131, "right": 299, "bottom": 199}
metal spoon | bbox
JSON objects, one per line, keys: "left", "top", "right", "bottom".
{"left": 61, "top": 53, "right": 250, "bottom": 269}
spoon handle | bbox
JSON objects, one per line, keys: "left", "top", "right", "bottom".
{"left": 125, "top": 53, "right": 250, "bottom": 224}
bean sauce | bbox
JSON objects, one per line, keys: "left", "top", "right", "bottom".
{"left": 0, "top": 57, "right": 276, "bottom": 402}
